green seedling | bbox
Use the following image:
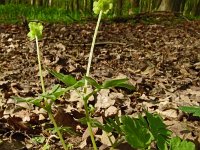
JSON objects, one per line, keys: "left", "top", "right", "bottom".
{"left": 179, "top": 106, "right": 200, "bottom": 117}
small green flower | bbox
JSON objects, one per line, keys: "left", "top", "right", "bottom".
{"left": 27, "top": 22, "right": 43, "bottom": 41}
{"left": 93, "top": 0, "right": 113, "bottom": 15}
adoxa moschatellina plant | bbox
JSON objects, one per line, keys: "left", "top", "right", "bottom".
{"left": 49, "top": 0, "right": 134, "bottom": 149}
{"left": 14, "top": 0, "right": 134, "bottom": 149}
{"left": 49, "top": 0, "right": 133, "bottom": 149}
{"left": 14, "top": 22, "right": 71, "bottom": 150}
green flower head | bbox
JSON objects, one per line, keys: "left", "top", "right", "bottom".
{"left": 93, "top": 0, "right": 113, "bottom": 15}
{"left": 27, "top": 22, "right": 43, "bottom": 41}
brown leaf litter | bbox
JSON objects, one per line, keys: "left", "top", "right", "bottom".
{"left": 0, "top": 17, "right": 200, "bottom": 149}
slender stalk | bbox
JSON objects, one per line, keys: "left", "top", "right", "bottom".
{"left": 48, "top": 112, "right": 69, "bottom": 150}
{"left": 83, "top": 10, "right": 103, "bottom": 150}
{"left": 83, "top": 99, "right": 97, "bottom": 150}
{"left": 35, "top": 36, "right": 45, "bottom": 94}
{"left": 85, "top": 10, "right": 103, "bottom": 84}
{"left": 35, "top": 36, "right": 68, "bottom": 150}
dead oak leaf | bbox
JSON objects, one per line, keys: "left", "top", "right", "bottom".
{"left": 95, "top": 89, "right": 119, "bottom": 110}
{"left": 105, "top": 106, "right": 118, "bottom": 117}
{"left": 13, "top": 109, "right": 31, "bottom": 122}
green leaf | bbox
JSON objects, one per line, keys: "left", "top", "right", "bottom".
{"left": 84, "top": 76, "right": 101, "bottom": 89}
{"left": 121, "top": 115, "right": 153, "bottom": 149}
{"left": 145, "top": 111, "right": 172, "bottom": 150}
{"left": 42, "top": 84, "right": 66, "bottom": 101}
{"left": 170, "top": 137, "right": 195, "bottom": 150}
{"left": 157, "top": 134, "right": 168, "bottom": 150}
{"left": 78, "top": 117, "right": 88, "bottom": 125}
{"left": 27, "top": 22, "right": 43, "bottom": 41}
{"left": 93, "top": 0, "right": 113, "bottom": 15}
{"left": 179, "top": 106, "right": 200, "bottom": 117}
{"left": 73, "top": 79, "right": 85, "bottom": 89}
{"left": 114, "top": 83, "right": 135, "bottom": 91}
{"left": 48, "top": 69, "right": 77, "bottom": 87}
{"left": 94, "top": 116, "right": 122, "bottom": 133}
{"left": 102, "top": 78, "right": 129, "bottom": 89}
{"left": 13, "top": 96, "right": 43, "bottom": 107}
{"left": 41, "top": 144, "right": 50, "bottom": 150}
{"left": 105, "top": 116, "right": 122, "bottom": 134}
{"left": 50, "top": 126, "right": 76, "bottom": 135}
{"left": 31, "top": 136, "right": 45, "bottom": 144}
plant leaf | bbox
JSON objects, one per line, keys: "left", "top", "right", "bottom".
{"left": 105, "top": 116, "right": 122, "bottom": 134}
{"left": 121, "top": 115, "right": 153, "bottom": 149}
{"left": 42, "top": 84, "right": 66, "bottom": 101}
{"left": 84, "top": 76, "right": 101, "bottom": 89}
{"left": 13, "top": 96, "right": 43, "bottom": 107}
{"left": 114, "top": 83, "right": 135, "bottom": 91}
{"left": 179, "top": 106, "right": 200, "bottom": 117}
{"left": 170, "top": 137, "right": 195, "bottom": 150}
{"left": 31, "top": 136, "right": 45, "bottom": 144}
{"left": 48, "top": 69, "right": 77, "bottom": 86}
{"left": 145, "top": 111, "right": 172, "bottom": 150}
{"left": 73, "top": 79, "right": 85, "bottom": 89}
{"left": 102, "top": 78, "right": 130, "bottom": 89}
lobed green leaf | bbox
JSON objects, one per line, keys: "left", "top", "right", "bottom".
{"left": 170, "top": 137, "right": 195, "bottom": 150}
{"left": 179, "top": 106, "right": 200, "bottom": 117}
{"left": 145, "top": 111, "right": 172, "bottom": 150}
{"left": 121, "top": 115, "right": 153, "bottom": 149}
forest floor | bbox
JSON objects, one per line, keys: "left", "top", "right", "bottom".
{"left": 0, "top": 14, "right": 200, "bottom": 149}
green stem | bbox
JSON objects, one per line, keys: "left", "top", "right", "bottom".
{"left": 35, "top": 36, "right": 68, "bottom": 150}
{"left": 48, "top": 112, "right": 69, "bottom": 150}
{"left": 83, "top": 99, "right": 98, "bottom": 150}
{"left": 83, "top": 10, "right": 103, "bottom": 150}
{"left": 85, "top": 10, "right": 103, "bottom": 85}
{"left": 35, "top": 36, "right": 45, "bottom": 94}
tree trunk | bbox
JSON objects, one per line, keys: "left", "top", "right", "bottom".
{"left": 31, "top": 0, "right": 34, "bottom": 5}
{"left": 89, "top": 0, "right": 94, "bottom": 14}
{"left": 117, "top": 0, "right": 123, "bottom": 16}
{"left": 158, "top": 0, "right": 172, "bottom": 11}
{"left": 158, "top": 0, "right": 184, "bottom": 12}
{"left": 195, "top": 0, "right": 200, "bottom": 15}
{"left": 48, "top": 0, "right": 52, "bottom": 7}
{"left": 84, "top": 0, "right": 87, "bottom": 12}
{"left": 128, "top": 0, "right": 139, "bottom": 15}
